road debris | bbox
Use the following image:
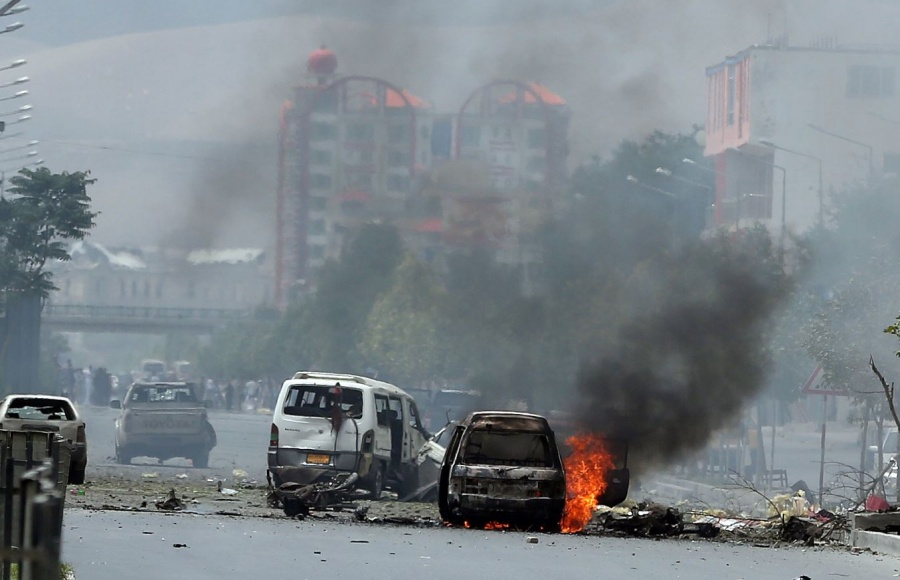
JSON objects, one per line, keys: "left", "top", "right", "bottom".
{"left": 155, "top": 489, "right": 185, "bottom": 511}
{"left": 217, "top": 480, "right": 239, "bottom": 495}
{"left": 270, "top": 472, "right": 360, "bottom": 518}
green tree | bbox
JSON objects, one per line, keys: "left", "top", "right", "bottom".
{"left": 0, "top": 168, "right": 97, "bottom": 298}
{"left": 0, "top": 168, "right": 96, "bottom": 393}
{"left": 305, "top": 223, "right": 406, "bottom": 371}
{"left": 360, "top": 254, "right": 446, "bottom": 384}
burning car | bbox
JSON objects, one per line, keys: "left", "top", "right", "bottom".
{"left": 438, "top": 411, "right": 566, "bottom": 531}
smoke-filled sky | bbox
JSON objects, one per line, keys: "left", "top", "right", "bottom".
{"left": 2, "top": 0, "right": 899, "bottom": 249}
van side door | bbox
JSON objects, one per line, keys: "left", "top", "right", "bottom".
{"left": 387, "top": 396, "right": 404, "bottom": 468}
{"left": 404, "top": 398, "right": 429, "bottom": 463}
{"left": 373, "top": 393, "right": 393, "bottom": 459}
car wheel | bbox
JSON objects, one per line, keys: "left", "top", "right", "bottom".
{"left": 69, "top": 465, "right": 86, "bottom": 485}
{"left": 367, "top": 461, "right": 384, "bottom": 499}
{"left": 192, "top": 449, "right": 210, "bottom": 468}
{"left": 115, "top": 445, "right": 132, "bottom": 465}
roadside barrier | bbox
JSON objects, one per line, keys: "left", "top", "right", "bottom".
{"left": 0, "top": 431, "right": 70, "bottom": 580}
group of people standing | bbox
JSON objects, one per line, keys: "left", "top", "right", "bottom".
{"left": 58, "top": 359, "right": 114, "bottom": 406}
{"left": 198, "top": 378, "right": 277, "bottom": 413}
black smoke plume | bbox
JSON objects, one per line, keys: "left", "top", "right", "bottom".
{"left": 574, "top": 229, "right": 788, "bottom": 469}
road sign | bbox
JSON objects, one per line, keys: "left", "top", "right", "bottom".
{"left": 802, "top": 363, "right": 851, "bottom": 396}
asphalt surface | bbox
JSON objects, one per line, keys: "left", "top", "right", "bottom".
{"left": 60, "top": 404, "right": 900, "bottom": 579}
{"left": 80, "top": 405, "right": 271, "bottom": 483}
{"left": 62, "top": 510, "right": 899, "bottom": 580}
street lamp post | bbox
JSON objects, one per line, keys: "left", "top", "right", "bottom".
{"left": 759, "top": 139, "right": 824, "bottom": 228}
{"left": 807, "top": 123, "right": 874, "bottom": 182}
{"left": 0, "top": 59, "right": 25, "bottom": 73}
{"left": 626, "top": 174, "right": 677, "bottom": 198}
{"left": 656, "top": 166, "right": 716, "bottom": 231}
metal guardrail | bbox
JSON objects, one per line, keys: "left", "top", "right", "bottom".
{"left": 43, "top": 303, "right": 252, "bottom": 321}
{"left": 0, "top": 431, "right": 68, "bottom": 580}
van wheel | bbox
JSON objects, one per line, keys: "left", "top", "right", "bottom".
{"left": 367, "top": 461, "right": 384, "bottom": 500}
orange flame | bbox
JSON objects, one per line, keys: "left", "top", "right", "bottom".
{"left": 483, "top": 521, "right": 510, "bottom": 531}
{"left": 462, "top": 520, "right": 510, "bottom": 531}
{"left": 560, "top": 433, "right": 614, "bottom": 533}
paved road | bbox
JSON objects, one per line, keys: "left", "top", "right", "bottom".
{"left": 79, "top": 406, "right": 272, "bottom": 482}
{"left": 79, "top": 404, "right": 874, "bottom": 505}
{"left": 62, "top": 510, "right": 899, "bottom": 580}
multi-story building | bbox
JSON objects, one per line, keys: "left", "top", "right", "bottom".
{"left": 276, "top": 48, "right": 570, "bottom": 307}
{"left": 276, "top": 47, "right": 437, "bottom": 306}
{"left": 704, "top": 42, "right": 900, "bottom": 238}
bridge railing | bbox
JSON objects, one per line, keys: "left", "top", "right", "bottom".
{"left": 42, "top": 303, "right": 253, "bottom": 322}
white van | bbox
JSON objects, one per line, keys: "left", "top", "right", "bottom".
{"left": 267, "top": 371, "right": 430, "bottom": 498}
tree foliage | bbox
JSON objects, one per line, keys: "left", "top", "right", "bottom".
{"left": 0, "top": 168, "right": 97, "bottom": 299}
{"left": 360, "top": 254, "right": 446, "bottom": 384}
{"left": 804, "top": 177, "right": 900, "bottom": 402}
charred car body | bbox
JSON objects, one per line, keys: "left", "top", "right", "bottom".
{"left": 439, "top": 411, "right": 566, "bottom": 530}
{"left": 267, "top": 372, "right": 430, "bottom": 498}
{"left": 110, "top": 382, "right": 217, "bottom": 467}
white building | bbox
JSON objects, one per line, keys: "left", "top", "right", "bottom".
{"left": 704, "top": 43, "right": 900, "bottom": 236}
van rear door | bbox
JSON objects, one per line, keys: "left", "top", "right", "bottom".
{"left": 280, "top": 384, "right": 363, "bottom": 458}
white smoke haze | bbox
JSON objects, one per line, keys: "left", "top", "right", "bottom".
{"left": 13, "top": 1, "right": 900, "bottom": 453}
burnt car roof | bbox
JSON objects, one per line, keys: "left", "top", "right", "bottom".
{"left": 461, "top": 411, "right": 553, "bottom": 433}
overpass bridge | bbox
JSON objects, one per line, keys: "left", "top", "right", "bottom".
{"left": 41, "top": 304, "right": 252, "bottom": 334}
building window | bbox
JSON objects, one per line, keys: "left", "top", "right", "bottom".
{"left": 309, "top": 244, "right": 325, "bottom": 259}
{"left": 884, "top": 152, "right": 900, "bottom": 174}
{"left": 527, "top": 127, "right": 545, "bottom": 149}
{"left": 460, "top": 125, "right": 481, "bottom": 147}
{"left": 311, "top": 122, "right": 336, "bottom": 141}
{"left": 310, "top": 173, "right": 332, "bottom": 189}
{"left": 310, "top": 195, "right": 328, "bottom": 211}
{"left": 388, "top": 150, "right": 409, "bottom": 167}
{"left": 526, "top": 155, "right": 545, "bottom": 172}
{"left": 346, "top": 123, "right": 374, "bottom": 141}
{"left": 309, "top": 219, "right": 326, "bottom": 235}
{"left": 388, "top": 124, "right": 409, "bottom": 144}
{"left": 847, "top": 65, "right": 895, "bottom": 98}
{"left": 311, "top": 149, "right": 332, "bottom": 165}
{"left": 386, "top": 174, "right": 410, "bottom": 193}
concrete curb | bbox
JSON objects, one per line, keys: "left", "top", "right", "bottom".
{"left": 648, "top": 476, "right": 765, "bottom": 511}
{"left": 851, "top": 530, "right": 900, "bottom": 557}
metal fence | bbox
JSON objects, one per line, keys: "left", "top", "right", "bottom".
{"left": 0, "top": 431, "right": 69, "bottom": 580}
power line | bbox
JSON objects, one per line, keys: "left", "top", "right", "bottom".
{"left": 36, "top": 138, "right": 221, "bottom": 161}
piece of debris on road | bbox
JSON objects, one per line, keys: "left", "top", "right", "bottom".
{"left": 155, "top": 489, "right": 185, "bottom": 511}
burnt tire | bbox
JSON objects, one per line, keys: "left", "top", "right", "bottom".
{"left": 192, "top": 449, "right": 210, "bottom": 469}
{"left": 68, "top": 465, "right": 86, "bottom": 485}
{"left": 367, "top": 461, "right": 384, "bottom": 500}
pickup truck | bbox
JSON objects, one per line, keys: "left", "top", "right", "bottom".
{"left": 110, "top": 382, "right": 217, "bottom": 467}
